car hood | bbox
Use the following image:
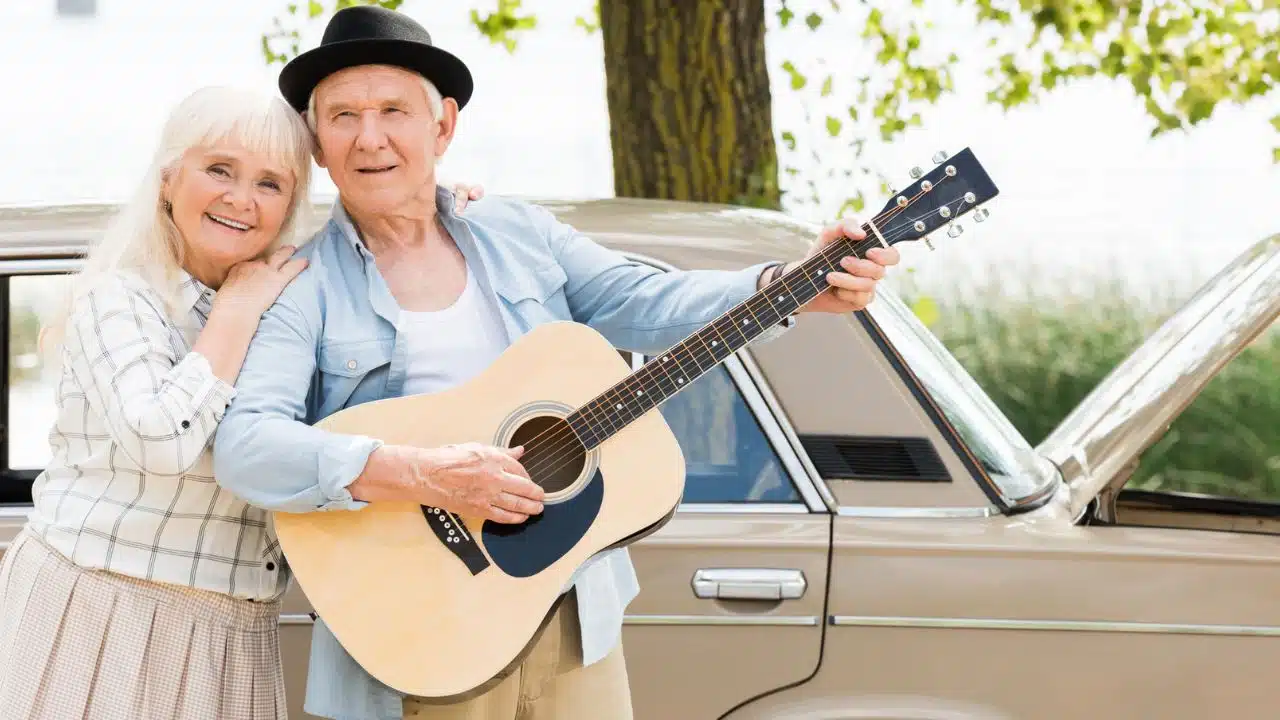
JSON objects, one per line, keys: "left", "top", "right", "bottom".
{"left": 1036, "top": 233, "right": 1280, "bottom": 518}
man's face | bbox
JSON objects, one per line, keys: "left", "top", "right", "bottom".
{"left": 311, "top": 64, "right": 457, "bottom": 216}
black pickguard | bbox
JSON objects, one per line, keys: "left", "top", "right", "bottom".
{"left": 481, "top": 468, "right": 604, "bottom": 578}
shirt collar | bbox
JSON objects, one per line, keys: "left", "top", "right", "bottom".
{"left": 177, "top": 270, "right": 215, "bottom": 314}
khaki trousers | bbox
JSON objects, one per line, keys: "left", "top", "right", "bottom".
{"left": 402, "top": 592, "right": 633, "bottom": 720}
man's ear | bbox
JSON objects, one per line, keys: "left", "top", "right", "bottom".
{"left": 313, "top": 143, "right": 327, "bottom": 169}
{"left": 433, "top": 98, "right": 460, "bottom": 158}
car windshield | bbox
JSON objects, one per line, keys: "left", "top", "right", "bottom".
{"left": 865, "top": 289, "right": 1057, "bottom": 504}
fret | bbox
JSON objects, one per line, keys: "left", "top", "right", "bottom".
{"left": 569, "top": 223, "right": 882, "bottom": 448}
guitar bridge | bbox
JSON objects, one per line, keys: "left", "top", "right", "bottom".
{"left": 421, "top": 506, "right": 490, "bottom": 575}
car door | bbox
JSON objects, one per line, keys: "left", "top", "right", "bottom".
{"left": 619, "top": 349, "right": 832, "bottom": 720}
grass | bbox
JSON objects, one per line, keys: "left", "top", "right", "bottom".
{"left": 897, "top": 270, "right": 1279, "bottom": 504}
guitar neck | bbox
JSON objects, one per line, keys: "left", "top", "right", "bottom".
{"left": 566, "top": 227, "right": 887, "bottom": 450}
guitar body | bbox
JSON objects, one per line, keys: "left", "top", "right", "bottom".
{"left": 273, "top": 321, "right": 685, "bottom": 701}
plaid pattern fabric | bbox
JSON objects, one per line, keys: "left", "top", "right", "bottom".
{"left": 26, "top": 270, "right": 288, "bottom": 602}
{"left": 0, "top": 530, "right": 287, "bottom": 720}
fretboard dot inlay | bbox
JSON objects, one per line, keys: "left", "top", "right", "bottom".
{"left": 678, "top": 378, "right": 685, "bottom": 384}
{"left": 711, "top": 340, "right": 718, "bottom": 346}
{"left": 616, "top": 404, "right": 622, "bottom": 410}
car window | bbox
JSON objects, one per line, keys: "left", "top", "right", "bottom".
{"left": 7, "top": 274, "right": 68, "bottom": 472}
{"left": 639, "top": 355, "right": 800, "bottom": 504}
{"left": 1123, "top": 320, "right": 1278, "bottom": 504}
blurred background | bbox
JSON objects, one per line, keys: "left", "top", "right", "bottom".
{"left": 2, "top": 0, "right": 1277, "bottom": 499}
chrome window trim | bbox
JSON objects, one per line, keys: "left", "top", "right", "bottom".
{"left": 836, "top": 505, "right": 995, "bottom": 519}
{"left": 678, "top": 502, "right": 808, "bottom": 515}
{"left": 625, "top": 614, "right": 819, "bottom": 627}
{"left": 620, "top": 251, "right": 828, "bottom": 514}
{"left": 0, "top": 259, "right": 81, "bottom": 275}
{"left": 281, "top": 613, "right": 823, "bottom": 627}
{"left": 732, "top": 349, "right": 837, "bottom": 512}
{"left": 829, "top": 615, "right": 1280, "bottom": 637}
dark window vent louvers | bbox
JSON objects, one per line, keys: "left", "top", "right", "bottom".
{"left": 799, "top": 435, "right": 950, "bottom": 482}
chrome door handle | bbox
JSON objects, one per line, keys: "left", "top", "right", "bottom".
{"left": 692, "top": 568, "right": 806, "bottom": 601}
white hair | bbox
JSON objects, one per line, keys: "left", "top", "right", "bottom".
{"left": 304, "top": 70, "right": 445, "bottom": 134}
{"left": 45, "top": 85, "right": 314, "bottom": 349}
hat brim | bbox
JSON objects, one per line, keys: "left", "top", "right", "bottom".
{"left": 279, "top": 38, "right": 474, "bottom": 114}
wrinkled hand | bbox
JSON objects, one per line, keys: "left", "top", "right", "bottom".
{"left": 418, "top": 443, "right": 544, "bottom": 524}
{"left": 215, "top": 245, "right": 308, "bottom": 317}
{"left": 451, "top": 183, "right": 485, "bottom": 213}
{"left": 765, "top": 218, "right": 900, "bottom": 313}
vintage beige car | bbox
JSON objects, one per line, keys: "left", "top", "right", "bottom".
{"left": 0, "top": 199, "right": 1276, "bottom": 719}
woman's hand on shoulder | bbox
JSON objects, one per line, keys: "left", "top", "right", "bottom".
{"left": 215, "top": 245, "right": 308, "bottom": 319}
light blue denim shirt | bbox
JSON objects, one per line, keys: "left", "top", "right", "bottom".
{"left": 212, "top": 187, "right": 792, "bottom": 720}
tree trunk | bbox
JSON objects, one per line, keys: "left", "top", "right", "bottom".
{"left": 599, "top": 0, "right": 779, "bottom": 209}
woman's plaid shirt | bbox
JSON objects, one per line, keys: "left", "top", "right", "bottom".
{"left": 25, "top": 270, "right": 287, "bottom": 601}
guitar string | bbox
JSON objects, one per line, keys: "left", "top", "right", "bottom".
{"left": 503, "top": 184, "right": 939, "bottom": 468}
{"left": 512, "top": 197, "right": 971, "bottom": 485}
{"left": 508, "top": 200, "right": 925, "bottom": 480}
{"left": 514, "top": 194, "right": 973, "bottom": 483}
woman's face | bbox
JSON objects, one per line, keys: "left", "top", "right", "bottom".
{"left": 164, "top": 141, "right": 296, "bottom": 287}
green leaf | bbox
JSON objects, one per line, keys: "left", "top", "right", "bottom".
{"left": 911, "top": 296, "right": 940, "bottom": 327}
{"left": 825, "top": 116, "right": 842, "bottom": 136}
{"left": 777, "top": 4, "right": 794, "bottom": 27}
{"left": 308, "top": 0, "right": 323, "bottom": 18}
{"left": 1274, "top": 147, "right": 1280, "bottom": 164}
{"left": 821, "top": 75, "right": 833, "bottom": 97}
{"left": 781, "top": 131, "right": 797, "bottom": 151}
{"left": 805, "top": 12, "right": 823, "bottom": 30}
{"left": 781, "top": 61, "right": 807, "bottom": 90}
{"left": 1270, "top": 114, "right": 1280, "bottom": 133}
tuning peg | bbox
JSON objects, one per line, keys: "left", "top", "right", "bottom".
{"left": 923, "top": 237, "right": 935, "bottom": 250}
{"left": 932, "top": 150, "right": 948, "bottom": 164}
{"left": 947, "top": 224, "right": 964, "bottom": 238}
{"left": 886, "top": 183, "right": 897, "bottom": 194}
{"left": 909, "top": 166, "right": 924, "bottom": 179}
{"left": 973, "top": 208, "right": 990, "bottom": 223}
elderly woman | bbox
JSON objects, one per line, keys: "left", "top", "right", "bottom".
{"left": 0, "top": 84, "right": 481, "bottom": 719}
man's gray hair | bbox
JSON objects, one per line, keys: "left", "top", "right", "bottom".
{"left": 305, "top": 72, "right": 445, "bottom": 133}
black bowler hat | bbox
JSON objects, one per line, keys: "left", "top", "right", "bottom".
{"left": 278, "top": 5, "right": 473, "bottom": 114}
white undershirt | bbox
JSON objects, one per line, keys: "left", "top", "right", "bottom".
{"left": 398, "top": 264, "right": 510, "bottom": 396}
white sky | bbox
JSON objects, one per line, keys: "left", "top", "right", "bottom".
{"left": 1, "top": 0, "right": 1277, "bottom": 299}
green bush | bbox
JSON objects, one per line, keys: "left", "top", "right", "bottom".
{"left": 901, "top": 276, "right": 1279, "bottom": 503}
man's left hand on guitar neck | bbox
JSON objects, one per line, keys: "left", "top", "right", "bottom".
{"left": 757, "top": 217, "right": 900, "bottom": 314}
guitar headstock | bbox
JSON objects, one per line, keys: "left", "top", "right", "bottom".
{"left": 872, "top": 147, "right": 998, "bottom": 249}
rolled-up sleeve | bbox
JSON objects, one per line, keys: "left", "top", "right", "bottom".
{"left": 212, "top": 288, "right": 381, "bottom": 514}
{"left": 535, "top": 205, "right": 795, "bottom": 355}
{"left": 66, "top": 280, "right": 236, "bottom": 477}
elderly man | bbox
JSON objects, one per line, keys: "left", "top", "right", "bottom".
{"left": 214, "top": 5, "right": 899, "bottom": 720}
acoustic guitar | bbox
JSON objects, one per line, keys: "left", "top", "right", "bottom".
{"left": 273, "top": 148, "right": 999, "bottom": 700}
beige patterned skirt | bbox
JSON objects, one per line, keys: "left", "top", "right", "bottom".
{"left": 0, "top": 529, "right": 287, "bottom": 720}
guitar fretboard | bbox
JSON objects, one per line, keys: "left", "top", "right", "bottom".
{"left": 566, "top": 228, "right": 886, "bottom": 449}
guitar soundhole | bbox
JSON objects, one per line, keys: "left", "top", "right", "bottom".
{"left": 509, "top": 415, "right": 586, "bottom": 496}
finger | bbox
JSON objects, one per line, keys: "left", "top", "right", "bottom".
{"left": 505, "top": 445, "right": 525, "bottom": 459}
{"left": 281, "top": 257, "right": 309, "bottom": 279}
{"left": 865, "top": 246, "right": 901, "bottom": 266}
{"left": 267, "top": 245, "right": 297, "bottom": 269}
{"left": 501, "top": 473, "right": 545, "bottom": 502}
{"left": 838, "top": 256, "right": 886, "bottom": 280}
{"left": 469, "top": 186, "right": 485, "bottom": 199}
{"left": 825, "top": 272, "right": 876, "bottom": 294}
{"left": 499, "top": 450, "right": 531, "bottom": 479}
{"left": 834, "top": 288, "right": 874, "bottom": 308}
{"left": 494, "top": 491, "right": 543, "bottom": 516}
{"left": 485, "top": 506, "right": 529, "bottom": 524}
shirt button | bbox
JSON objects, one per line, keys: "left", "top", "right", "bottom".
{"left": 266, "top": 562, "right": 276, "bottom": 571}
{"left": 346, "top": 360, "right": 357, "bottom": 370}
